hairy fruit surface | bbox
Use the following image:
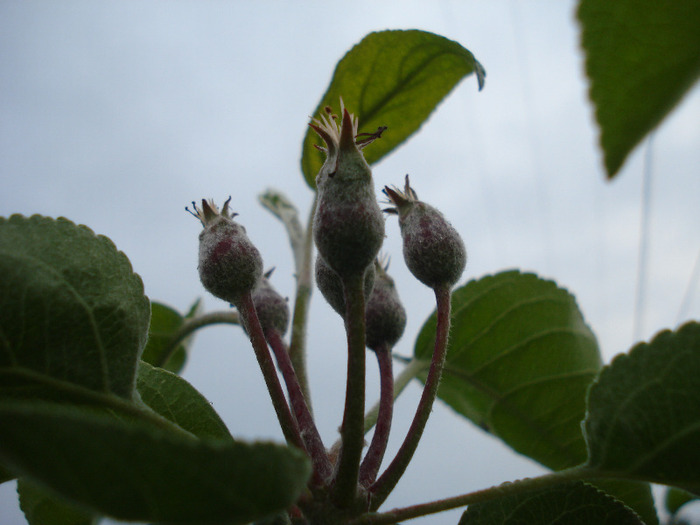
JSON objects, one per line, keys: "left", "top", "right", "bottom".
{"left": 384, "top": 176, "right": 466, "bottom": 289}
{"left": 190, "top": 198, "right": 263, "bottom": 305}
{"left": 365, "top": 260, "right": 406, "bottom": 352}
{"left": 315, "top": 253, "right": 376, "bottom": 317}
{"left": 251, "top": 270, "right": 290, "bottom": 336}
{"left": 311, "top": 104, "right": 385, "bottom": 279}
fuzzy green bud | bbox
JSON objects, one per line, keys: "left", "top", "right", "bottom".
{"left": 251, "top": 269, "right": 290, "bottom": 336}
{"left": 365, "top": 259, "right": 406, "bottom": 352}
{"left": 384, "top": 176, "right": 466, "bottom": 289}
{"left": 315, "top": 253, "right": 375, "bottom": 317}
{"left": 188, "top": 198, "right": 263, "bottom": 305}
{"left": 310, "top": 104, "right": 385, "bottom": 279}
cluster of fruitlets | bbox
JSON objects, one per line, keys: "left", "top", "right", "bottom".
{"left": 191, "top": 105, "right": 466, "bottom": 523}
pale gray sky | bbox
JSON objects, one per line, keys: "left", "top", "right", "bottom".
{"left": 1, "top": 1, "right": 699, "bottom": 524}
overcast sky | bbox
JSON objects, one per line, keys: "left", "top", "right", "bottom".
{"left": 1, "top": 1, "right": 699, "bottom": 524}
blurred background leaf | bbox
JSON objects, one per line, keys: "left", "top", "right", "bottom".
{"left": 0, "top": 401, "right": 310, "bottom": 524}
{"left": 141, "top": 299, "right": 201, "bottom": 374}
{"left": 18, "top": 479, "right": 97, "bottom": 525}
{"left": 578, "top": 0, "right": 700, "bottom": 178}
{"left": 460, "top": 481, "right": 644, "bottom": 525}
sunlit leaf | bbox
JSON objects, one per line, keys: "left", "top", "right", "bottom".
{"left": 18, "top": 478, "right": 97, "bottom": 525}
{"left": 459, "top": 481, "right": 644, "bottom": 525}
{"left": 0, "top": 214, "right": 150, "bottom": 400}
{"left": 301, "top": 29, "right": 485, "bottom": 188}
{"left": 584, "top": 322, "right": 700, "bottom": 493}
{"left": 0, "top": 401, "right": 311, "bottom": 524}
{"left": 414, "top": 270, "right": 657, "bottom": 524}
{"left": 578, "top": 0, "right": 700, "bottom": 178}
{"left": 137, "top": 360, "right": 233, "bottom": 442}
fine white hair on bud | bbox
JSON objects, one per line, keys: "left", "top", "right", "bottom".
{"left": 365, "top": 258, "right": 406, "bottom": 351}
{"left": 384, "top": 175, "right": 466, "bottom": 289}
{"left": 188, "top": 198, "right": 263, "bottom": 305}
{"left": 310, "top": 101, "right": 386, "bottom": 280}
{"left": 250, "top": 269, "right": 290, "bottom": 336}
{"left": 315, "top": 253, "right": 376, "bottom": 317}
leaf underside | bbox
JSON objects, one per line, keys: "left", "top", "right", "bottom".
{"left": 0, "top": 214, "right": 311, "bottom": 523}
{"left": 18, "top": 478, "right": 97, "bottom": 525}
{"left": 584, "top": 321, "right": 700, "bottom": 493}
{"left": 0, "top": 214, "right": 150, "bottom": 400}
{"left": 0, "top": 401, "right": 310, "bottom": 524}
{"left": 137, "top": 360, "right": 233, "bottom": 442}
{"left": 460, "top": 481, "right": 644, "bottom": 525}
{"left": 141, "top": 301, "right": 198, "bottom": 373}
{"left": 578, "top": 0, "right": 700, "bottom": 178}
{"left": 414, "top": 270, "right": 657, "bottom": 524}
{"left": 415, "top": 270, "right": 601, "bottom": 470}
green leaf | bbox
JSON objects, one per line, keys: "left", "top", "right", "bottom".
{"left": 0, "top": 214, "right": 150, "bottom": 400}
{"left": 459, "top": 481, "right": 644, "bottom": 525}
{"left": 584, "top": 321, "right": 700, "bottom": 493}
{"left": 0, "top": 401, "right": 311, "bottom": 524}
{"left": 141, "top": 300, "right": 200, "bottom": 373}
{"left": 577, "top": 0, "right": 700, "bottom": 178}
{"left": 0, "top": 464, "right": 15, "bottom": 484}
{"left": 137, "top": 360, "right": 233, "bottom": 442}
{"left": 414, "top": 270, "right": 658, "bottom": 524}
{"left": 300, "top": 29, "right": 485, "bottom": 188}
{"left": 665, "top": 487, "right": 697, "bottom": 516}
{"left": 415, "top": 270, "right": 601, "bottom": 470}
{"left": 591, "top": 480, "right": 658, "bottom": 525}
{"left": 18, "top": 478, "right": 97, "bottom": 525}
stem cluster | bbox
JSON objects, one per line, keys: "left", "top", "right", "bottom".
{"left": 191, "top": 110, "right": 465, "bottom": 524}
{"left": 234, "top": 203, "right": 457, "bottom": 523}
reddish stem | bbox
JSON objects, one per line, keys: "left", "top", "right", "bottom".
{"left": 359, "top": 345, "right": 394, "bottom": 487}
{"left": 369, "top": 286, "right": 451, "bottom": 509}
{"left": 237, "top": 293, "right": 305, "bottom": 452}
{"left": 266, "top": 328, "right": 333, "bottom": 482}
{"left": 332, "top": 273, "right": 367, "bottom": 508}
